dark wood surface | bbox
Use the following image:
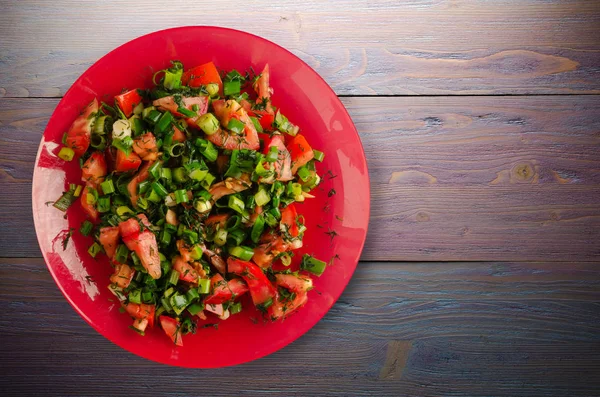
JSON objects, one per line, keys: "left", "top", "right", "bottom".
{"left": 1, "top": 1, "right": 600, "bottom": 396}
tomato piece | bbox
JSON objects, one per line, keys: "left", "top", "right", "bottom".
{"left": 118, "top": 214, "right": 150, "bottom": 238}
{"left": 126, "top": 160, "right": 154, "bottom": 207}
{"left": 122, "top": 231, "right": 161, "bottom": 279}
{"left": 81, "top": 152, "right": 107, "bottom": 185}
{"left": 208, "top": 99, "right": 260, "bottom": 150}
{"left": 254, "top": 110, "right": 275, "bottom": 131}
{"left": 109, "top": 262, "right": 134, "bottom": 289}
{"left": 275, "top": 273, "right": 313, "bottom": 293}
{"left": 253, "top": 64, "right": 272, "bottom": 112}
{"left": 123, "top": 302, "right": 155, "bottom": 321}
{"left": 115, "top": 149, "right": 141, "bottom": 173}
{"left": 172, "top": 125, "right": 186, "bottom": 142}
{"left": 159, "top": 316, "right": 183, "bottom": 346}
{"left": 132, "top": 133, "right": 159, "bottom": 161}
{"left": 262, "top": 135, "right": 292, "bottom": 182}
{"left": 204, "top": 274, "right": 231, "bottom": 305}
{"left": 152, "top": 96, "right": 208, "bottom": 127}
{"left": 227, "top": 258, "right": 276, "bottom": 306}
{"left": 269, "top": 291, "right": 308, "bottom": 321}
{"left": 172, "top": 255, "right": 199, "bottom": 283}
{"left": 182, "top": 62, "right": 223, "bottom": 94}
{"left": 80, "top": 184, "right": 99, "bottom": 221}
{"left": 280, "top": 204, "right": 299, "bottom": 238}
{"left": 65, "top": 99, "right": 98, "bottom": 157}
{"left": 99, "top": 226, "right": 120, "bottom": 258}
{"left": 205, "top": 214, "right": 229, "bottom": 230}
{"left": 228, "top": 277, "right": 249, "bottom": 298}
{"left": 287, "top": 134, "right": 314, "bottom": 175}
{"left": 115, "top": 89, "right": 142, "bottom": 118}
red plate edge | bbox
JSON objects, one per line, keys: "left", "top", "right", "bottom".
{"left": 32, "top": 26, "right": 370, "bottom": 368}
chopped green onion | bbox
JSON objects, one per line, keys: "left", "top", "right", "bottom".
{"left": 96, "top": 196, "right": 111, "bottom": 213}
{"left": 112, "top": 137, "right": 133, "bottom": 155}
{"left": 177, "top": 106, "right": 197, "bottom": 118}
{"left": 90, "top": 134, "right": 106, "bottom": 150}
{"left": 223, "top": 80, "right": 241, "bottom": 96}
{"left": 144, "top": 109, "right": 162, "bottom": 125}
{"left": 94, "top": 115, "right": 109, "bottom": 134}
{"left": 151, "top": 182, "right": 169, "bottom": 198}
{"left": 168, "top": 270, "right": 179, "bottom": 286}
{"left": 228, "top": 195, "right": 245, "bottom": 214}
{"left": 169, "top": 142, "right": 185, "bottom": 157}
{"left": 100, "top": 179, "right": 115, "bottom": 195}
{"left": 268, "top": 207, "right": 281, "bottom": 220}
{"left": 189, "top": 244, "right": 203, "bottom": 260}
{"left": 313, "top": 149, "right": 325, "bottom": 162}
{"left": 174, "top": 189, "right": 189, "bottom": 204}
{"left": 189, "top": 168, "right": 207, "bottom": 181}
{"left": 263, "top": 211, "right": 278, "bottom": 228}
{"left": 250, "top": 116, "right": 263, "bottom": 132}
{"left": 142, "top": 106, "right": 156, "bottom": 120}
{"left": 230, "top": 302, "right": 242, "bottom": 314}
{"left": 229, "top": 245, "right": 254, "bottom": 261}
{"left": 169, "top": 293, "right": 189, "bottom": 315}
{"left": 227, "top": 229, "right": 246, "bottom": 246}
{"left": 161, "top": 167, "right": 172, "bottom": 181}
{"left": 128, "top": 289, "right": 142, "bottom": 304}
{"left": 182, "top": 229, "right": 199, "bottom": 245}
{"left": 265, "top": 145, "right": 278, "bottom": 162}
{"left": 186, "top": 288, "right": 200, "bottom": 302}
{"left": 58, "top": 147, "right": 75, "bottom": 162}
{"left": 214, "top": 228, "right": 228, "bottom": 246}
{"left": 53, "top": 187, "right": 77, "bottom": 212}
{"left": 173, "top": 167, "right": 187, "bottom": 183}
{"left": 79, "top": 220, "right": 94, "bottom": 236}
{"left": 195, "top": 138, "right": 218, "bottom": 162}
{"left": 251, "top": 215, "right": 265, "bottom": 243}
{"left": 254, "top": 187, "right": 270, "bottom": 207}
{"left": 194, "top": 199, "right": 212, "bottom": 214}
{"left": 142, "top": 290, "right": 154, "bottom": 303}
{"left": 136, "top": 196, "right": 148, "bottom": 210}
{"left": 200, "top": 173, "right": 215, "bottom": 190}
{"left": 297, "top": 166, "right": 311, "bottom": 182}
{"left": 129, "top": 116, "right": 144, "bottom": 136}
{"left": 73, "top": 185, "right": 83, "bottom": 197}
{"left": 280, "top": 253, "right": 292, "bottom": 267}
{"left": 227, "top": 118, "right": 245, "bottom": 134}
{"left": 115, "top": 244, "right": 129, "bottom": 263}
{"left": 187, "top": 302, "right": 204, "bottom": 316}
{"left": 225, "top": 215, "right": 241, "bottom": 231}
{"left": 163, "top": 63, "right": 183, "bottom": 90}
{"left": 196, "top": 113, "right": 220, "bottom": 136}
{"left": 86, "top": 187, "right": 98, "bottom": 205}
{"left": 301, "top": 254, "right": 327, "bottom": 276}
{"left": 146, "top": 189, "right": 162, "bottom": 203}
{"left": 198, "top": 279, "right": 211, "bottom": 295}
{"left": 148, "top": 161, "right": 162, "bottom": 180}
{"left": 88, "top": 242, "right": 103, "bottom": 258}
{"left": 159, "top": 229, "right": 172, "bottom": 246}
{"left": 206, "top": 83, "right": 219, "bottom": 97}
{"left": 116, "top": 206, "right": 134, "bottom": 217}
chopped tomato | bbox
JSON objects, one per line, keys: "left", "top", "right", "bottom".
{"left": 81, "top": 152, "right": 107, "bottom": 185}
{"left": 65, "top": 99, "right": 98, "bottom": 157}
{"left": 118, "top": 214, "right": 151, "bottom": 237}
{"left": 152, "top": 96, "right": 208, "bottom": 127}
{"left": 205, "top": 214, "right": 229, "bottom": 230}
{"left": 262, "top": 135, "right": 292, "bottom": 182}
{"left": 254, "top": 110, "right": 275, "bottom": 131}
{"left": 287, "top": 134, "right": 314, "bottom": 174}
{"left": 127, "top": 161, "right": 154, "bottom": 207}
{"left": 275, "top": 273, "right": 313, "bottom": 293}
{"left": 172, "top": 125, "right": 186, "bottom": 142}
{"left": 208, "top": 99, "right": 260, "bottom": 150}
{"left": 115, "top": 89, "right": 142, "bottom": 118}
{"left": 227, "top": 258, "right": 276, "bottom": 306}
{"left": 109, "top": 262, "right": 134, "bottom": 289}
{"left": 80, "top": 183, "right": 99, "bottom": 221}
{"left": 132, "top": 133, "right": 159, "bottom": 161}
{"left": 172, "top": 255, "right": 199, "bottom": 283}
{"left": 99, "top": 226, "right": 120, "bottom": 258}
{"left": 280, "top": 204, "right": 299, "bottom": 238}
{"left": 253, "top": 64, "right": 273, "bottom": 112}
{"left": 115, "top": 149, "right": 141, "bottom": 173}
{"left": 123, "top": 302, "right": 155, "bottom": 323}
{"left": 269, "top": 291, "right": 308, "bottom": 321}
{"left": 122, "top": 231, "right": 161, "bottom": 279}
{"left": 159, "top": 316, "right": 183, "bottom": 346}
{"left": 182, "top": 62, "right": 223, "bottom": 94}
{"left": 204, "top": 274, "right": 230, "bottom": 305}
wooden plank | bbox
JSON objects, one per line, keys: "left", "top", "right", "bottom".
{"left": 1, "top": 0, "right": 599, "bottom": 97}
{"left": 1, "top": 258, "right": 599, "bottom": 396}
{"left": 3, "top": 96, "right": 600, "bottom": 260}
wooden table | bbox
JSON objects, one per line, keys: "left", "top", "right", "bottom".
{"left": 1, "top": 1, "right": 599, "bottom": 396}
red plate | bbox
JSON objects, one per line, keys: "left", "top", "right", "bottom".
{"left": 32, "top": 26, "right": 370, "bottom": 367}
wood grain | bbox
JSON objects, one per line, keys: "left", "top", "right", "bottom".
{"left": 1, "top": 257, "right": 599, "bottom": 396}
{"left": 4, "top": 96, "right": 600, "bottom": 261}
{"left": 1, "top": 0, "right": 600, "bottom": 97}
